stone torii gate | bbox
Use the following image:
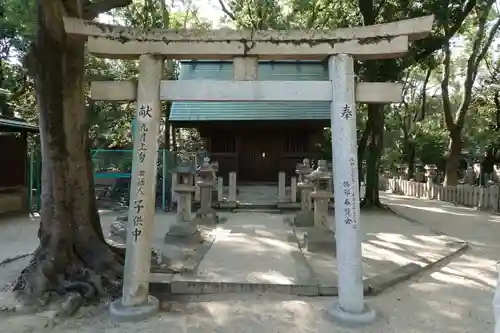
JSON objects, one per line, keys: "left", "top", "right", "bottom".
{"left": 63, "top": 15, "right": 434, "bottom": 324}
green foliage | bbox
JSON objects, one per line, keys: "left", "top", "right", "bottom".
{"left": 2, "top": 0, "right": 499, "bottom": 177}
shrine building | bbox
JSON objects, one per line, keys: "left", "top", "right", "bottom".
{"left": 169, "top": 60, "right": 330, "bottom": 183}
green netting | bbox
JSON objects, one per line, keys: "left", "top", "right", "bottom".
{"left": 92, "top": 149, "right": 133, "bottom": 174}
{"left": 28, "top": 149, "right": 177, "bottom": 212}
{"left": 91, "top": 149, "right": 176, "bottom": 210}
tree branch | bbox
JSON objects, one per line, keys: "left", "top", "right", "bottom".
{"left": 494, "top": 91, "right": 500, "bottom": 130}
{"left": 357, "top": 0, "right": 375, "bottom": 25}
{"left": 306, "top": 0, "right": 319, "bottom": 28}
{"left": 245, "top": 2, "right": 259, "bottom": 29}
{"left": 441, "top": 41, "right": 455, "bottom": 131}
{"left": 473, "top": 18, "right": 500, "bottom": 70}
{"left": 373, "top": 0, "right": 386, "bottom": 20}
{"left": 83, "top": 0, "right": 133, "bottom": 20}
{"left": 218, "top": 0, "right": 236, "bottom": 21}
{"left": 456, "top": 0, "right": 499, "bottom": 127}
{"left": 410, "top": 0, "right": 476, "bottom": 65}
{"left": 415, "top": 66, "right": 432, "bottom": 122}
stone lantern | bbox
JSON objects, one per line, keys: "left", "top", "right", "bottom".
{"left": 296, "top": 158, "right": 313, "bottom": 184}
{"left": 307, "top": 162, "right": 332, "bottom": 227}
{"left": 168, "top": 158, "right": 196, "bottom": 237}
{"left": 424, "top": 164, "right": 437, "bottom": 199}
{"left": 424, "top": 164, "right": 437, "bottom": 179}
{"left": 193, "top": 157, "right": 218, "bottom": 225}
{"left": 414, "top": 161, "right": 424, "bottom": 182}
{"left": 294, "top": 158, "right": 315, "bottom": 226}
{"left": 465, "top": 165, "right": 476, "bottom": 185}
{"left": 396, "top": 163, "right": 408, "bottom": 180}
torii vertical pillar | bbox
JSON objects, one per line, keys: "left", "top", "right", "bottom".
{"left": 109, "top": 54, "right": 162, "bottom": 322}
{"left": 327, "top": 54, "right": 376, "bottom": 325}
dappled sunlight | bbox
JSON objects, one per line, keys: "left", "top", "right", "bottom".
{"left": 255, "top": 236, "right": 296, "bottom": 251}
{"left": 201, "top": 302, "right": 233, "bottom": 326}
{"left": 254, "top": 228, "right": 279, "bottom": 238}
{"left": 426, "top": 300, "right": 465, "bottom": 320}
{"left": 159, "top": 198, "right": 496, "bottom": 332}
{"left": 392, "top": 202, "right": 477, "bottom": 217}
{"left": 372, "top": 232, "right": 429, "bottom": 249}
{"left": 489, "top": 215, "right": 500, "bottom": 223}
{"left": 431, "top": 268, "right": 488, "bottom": 288}
{"left": 186, "top": 296, "right": 320, "bottom": 333}
{"left": 410, "top": 282, "right": 448, "bottom": 293}
{"left": 368, "top": 238, "right": 405, "bottom": 251}
{"left": 248, "top": 271, "right": 296, "bottom": 284}
{"left": 434, "top": 255, "right": 497, "bottom": 290}
{"left": 381, "top": 193, "right": 490, "bottom": 219}
{"left": 363, "top": 241, "right": 422, "bottom": 267}
{"left": 191, "top": 213, "right": 302, "bottom": 284}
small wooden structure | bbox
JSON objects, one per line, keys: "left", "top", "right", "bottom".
{"left": 0, "top": 116, "right": 38, "bottom": 215}
{"left": 169, "top": 60, "right": 333, "bottom": 183}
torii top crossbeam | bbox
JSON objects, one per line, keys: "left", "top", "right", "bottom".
{"left": 63, "top": 15, "right": 434, "bottom": 60}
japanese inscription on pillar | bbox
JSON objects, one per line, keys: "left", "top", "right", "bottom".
{"left": 341, "top": 158, "right": 358, "bottom": 229}
{"left": 340, "top": 104, "right": 353, "bottom": 120}
{"left": 131, "top": 104, "right": 153, "bottom": 242}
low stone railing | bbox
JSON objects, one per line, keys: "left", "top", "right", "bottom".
{"left": 380, "top": 176, "right": 500, "bottom": 212}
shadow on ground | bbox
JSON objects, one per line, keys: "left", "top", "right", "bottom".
{"left": 0, "top": 192, "right": 495, "bottom": 332}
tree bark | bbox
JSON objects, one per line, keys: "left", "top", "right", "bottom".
{"left": 362, "top": 104, "right": 384, "bottom": 208}
{"left": 404, "top": 140, "right": 416, "bottom": 180}
{"left": 444, "top": 129, "right": 462, "bottom": 186}
{"left": 14, "top": 1, "right": 122, "bottom": 308}
{"left": 357, "top": 118, "right": 371, "bottom": 184}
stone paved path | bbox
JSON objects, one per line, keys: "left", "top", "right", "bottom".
{"left": 237, "top": 185, "right": 279, "bottom": 205}
{"left": 177, "top": 212, "right": 305, "bottom": 284}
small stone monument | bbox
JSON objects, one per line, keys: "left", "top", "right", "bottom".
{"left": 396, "top": 163, "right": 408, "bottom": 180}
{"left": 424, "top": 164, "right": 437, "bottom": 199}
{"left": 193, "top": 157, "right": 219, "bottom": 225}
{"left": 308, "top": 160, "right": 332, "bottom": 227}
{"left": 293, "top": 158, "right": 314, "bottom": 227}
{"left": 167, "top": 158, "right": 197, "bottom": 238}
{"left": 414, "top": 162, "right": 424, "bottom": 182}
{"left": 465, "top": 165, "right": 476, "bottom": 185}
{"left": 304, "top": 160, "right": 336, "bottom": 253}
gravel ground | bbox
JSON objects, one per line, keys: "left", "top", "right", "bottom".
{"left": 0, "top": 192, "right": 496, "bottom": 332}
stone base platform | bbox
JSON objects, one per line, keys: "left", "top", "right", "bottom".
{"left": 277, "top": 202, "right": 301, "bottom": 209}
{"left": 304, "top": 227, "right": 336, "bottom": 253}
{"left": 293, "top": 211, "right": 314, "bottom": 227}
{"left": 217, "top": 202, "right": 238, "bottom": 209}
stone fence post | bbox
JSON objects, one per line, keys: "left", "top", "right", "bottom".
{"left": 290, "top": 176, "right": 297, "bottom": 202}
{"left": 278, "top": 171, "right": 287, "bottom": 203}
{"left": 490, "top": 184, "right": 500, "bottom": 212}
{"left": 228, "top": 171, "right": 237, "bottom": 206}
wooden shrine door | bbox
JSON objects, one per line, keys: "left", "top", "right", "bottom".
{"left": 239, "top": 133, "right": 279, "bottom": 183}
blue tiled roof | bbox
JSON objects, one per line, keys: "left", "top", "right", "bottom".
{"left": 169, "top": 60, "right": 331, "bottom": 122}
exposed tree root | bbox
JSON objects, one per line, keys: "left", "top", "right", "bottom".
{"left": 13, "top": 238, "right": 123, "bottom": 317}
{"left": 360, "top": 199, "right": 385, "bottom": 209}
{"left": 0, "top": 252, "right": 34, "bottom": 267}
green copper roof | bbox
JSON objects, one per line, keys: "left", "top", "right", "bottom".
{"left": 169, "top": 61, "right": 331, "bottom": 122}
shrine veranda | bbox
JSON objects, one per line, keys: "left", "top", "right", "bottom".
{"left": 63, "top": 15, "right": 435, "bottom": 324}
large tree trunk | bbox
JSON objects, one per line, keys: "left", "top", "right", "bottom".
{"left": 444, "top": 130, "right": 462, "bottom": 186}
{"left": 362, "top": 104, "right": 384, "bottom": 208}
{"left": 357, "top": 117, "right": 371, "bottom": 186}
{"left": 404, "top": 140, "right": 416, "bottom": 180}
{"left": 14, "top": 2, "right": 122, "bottom": 308}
